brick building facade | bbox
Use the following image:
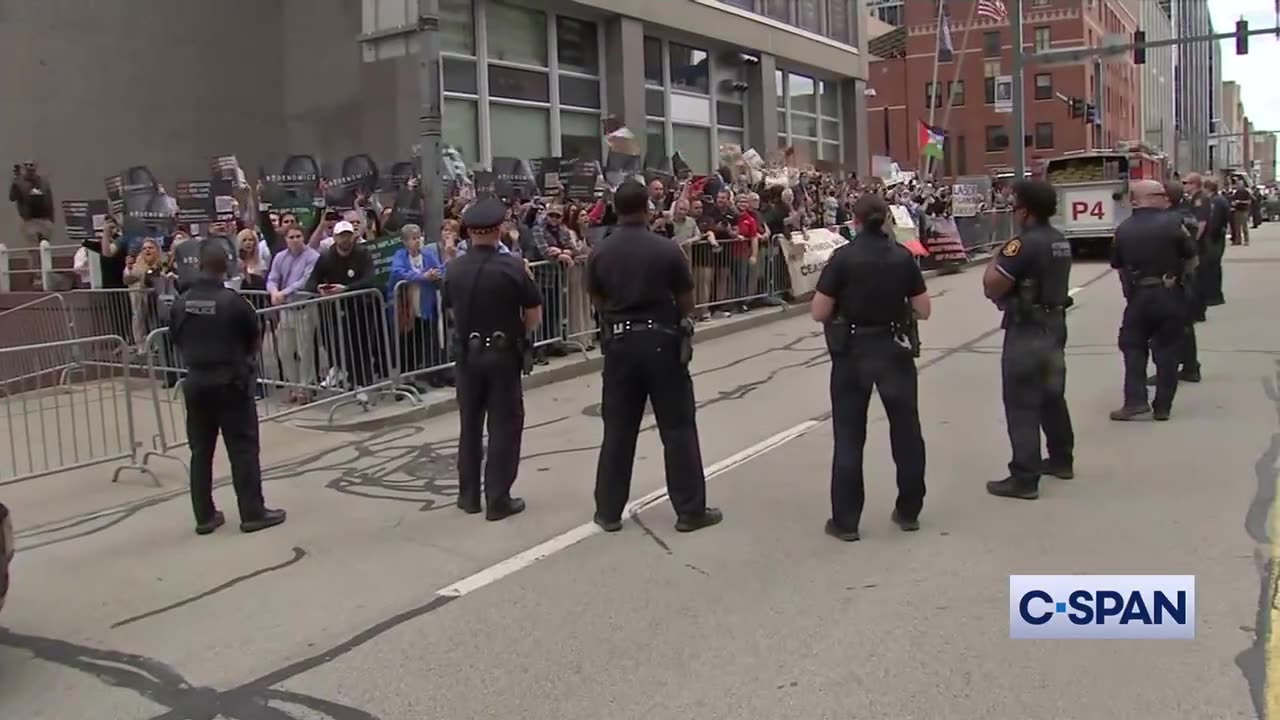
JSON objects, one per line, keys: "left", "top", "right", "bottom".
{"left": 866, "top": 0, "right": 1141, "bottom": 178}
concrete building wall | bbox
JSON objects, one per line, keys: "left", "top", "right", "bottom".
{"left": 1123, "top": 0, "right": 1175, "bottom": 155}
{"left": 3, "top": 0, "right": 868, "bottom": 249}
{"left": 1256, "top": 135, "right": 1277, "bottom": 184}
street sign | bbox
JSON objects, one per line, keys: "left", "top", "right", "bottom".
{"left": 995, "top": 76, "right": 1013, "bottom": 113}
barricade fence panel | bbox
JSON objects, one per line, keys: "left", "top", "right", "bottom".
{"left": 0, "top": 335, "right": 153, "bottom": 486}
{"left": 0, "top": 294, "right": 73, "bottom": 350}
{"left": 682, "top": 236, "right": 779, "bottom": 316}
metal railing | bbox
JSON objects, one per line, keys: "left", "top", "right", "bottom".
{"left": 0, "top": 335, "right": 156, "bottom": 486}
{"left": 0, "top": 240, "right": 88, "bottom": 293}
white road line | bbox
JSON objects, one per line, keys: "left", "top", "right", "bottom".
{"left": 435, "top": 419, "right": 823, "bottom": 598}
{"left": 1068, "top": 286, "right": 1083, "bottom": 296}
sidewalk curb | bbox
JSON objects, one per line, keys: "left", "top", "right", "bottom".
{"left": 303, "top": 254, "right": 989, "bottom": 433}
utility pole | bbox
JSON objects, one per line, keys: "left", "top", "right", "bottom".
{"left": 418, "top": 0, "right": 443, "bottom": 247}
{"left": 1010, "top": 0, "right": 1027, "bottom": 178}
{"left": 1092, "top": 58, "right": 1103, "bottom": 149}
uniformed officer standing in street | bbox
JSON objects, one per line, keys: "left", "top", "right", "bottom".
{"left": 982, "top": 180, "right": 1075, "bottom": 501}
{"left": 587, "top": 180, "right": 723, "bottom": 534}
{"left": 1109, "top": 179, "right": 1198, "bottom": 422}
{"left": 443, "top": 197, "right": 542, "bottom": 521}
{"left": 1202, "top": 177, "right": 1231, "bottom": 306}
{"left": 169, "top": 243, "right": 286, "bottom": 534}
{"left": 1165, "top": 181, "right": 1203, "bottom": 382}
{"left": 810, "top": 194, "right": 930, "bottom": 540}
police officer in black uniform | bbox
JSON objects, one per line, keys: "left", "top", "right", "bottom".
{"left": 587, "top": 180, "right": 723, "bottom": 534}
{"left": 1203, "top": 176, "right": 1231, "bottom": 306}
{"left": 1166, "top": 180, "right": 1203, "bottom": 382}
{"left": 442, "top": 197, "right": 542, "bottom": 521}
{"left": 1110, "top": 179, "right": 1198, "bottom": 422}
{"left": 169, "top": 243, "right": 286, "bottom": 534}
{"left": 982, "top": 180, "right": 1075, "bottom": 501}
{"left": 811, "top": 194, "right": 930, "bottom": 540}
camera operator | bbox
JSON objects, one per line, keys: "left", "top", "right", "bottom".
{"left": 9, "top": 161, "right": 55, "bottom": 245}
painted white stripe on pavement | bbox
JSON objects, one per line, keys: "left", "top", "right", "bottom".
{"left": 435, "top": 419, "right": 823, "bottom": 598}
{"left": 1068, "top": 287, "right": 1083, "bottom": 296}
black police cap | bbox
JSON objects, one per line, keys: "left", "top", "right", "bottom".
{"left": 462, "top": 197, "right": 507, "bottom": 231}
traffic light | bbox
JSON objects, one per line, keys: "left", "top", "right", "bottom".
{"left": 1134, "top": 31, "right": 1146, "bottom": 65}
{"left": 1237, "top": 19, "right": 1249, "bottom": 55}
{"left": 1070, "top": 97, "right": 1085, "bottom": 119}
{"left": 1086, "top": 104, "right": 1098, "bottom": 125}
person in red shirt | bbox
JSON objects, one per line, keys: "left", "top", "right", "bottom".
{"left": 732, "top": 194, "right": 762, "bottom": 313}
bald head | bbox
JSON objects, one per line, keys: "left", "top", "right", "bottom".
{"left": 1131, "top": 180, "right": 1167, "bottom": 209}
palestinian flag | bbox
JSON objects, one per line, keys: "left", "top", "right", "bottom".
{"left": 918, "top": 121, "right": 946, "bottom": 159}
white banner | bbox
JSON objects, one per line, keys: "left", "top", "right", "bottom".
{"left": 777, "top": 228, "right": 848, "bottom": 297}
{"left": 995, "top": 75, "right": 1013, "bottom": 114}
{"left": 951, "top": 183, "right": 982, "bottom": 217}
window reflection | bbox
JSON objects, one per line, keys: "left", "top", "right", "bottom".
{"left": 670, "top": 43, "right": 709, "bottom": 94}
{"left": 789, "top": 73, "right": 817, "bottom": 114}
{"left": 556, "top": 16, "right": 598, "bottom": 75}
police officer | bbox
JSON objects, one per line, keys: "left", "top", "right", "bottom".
{"left": 1110, "top": 179, "right": 1198, "bottom": 422}
{"left": 811, "top": 194, "right": 929, "bottom": 540}
{"left": 1202, "top": 177, "right": 1230, "bottom": 306}
{"left": 587, "top": 180, "right": 723, "bottom": 534}
{"left": 1165, "top": 181, "right": 1203, "bottom": 382}
{"left": 982, "top": 180, "right": 1075, "bottom": 501}
{"left": 168, "top": 243, "right": 286, "bottom": 534}
{"left": 442, "top": 197, "right": 542, "bottom": 521}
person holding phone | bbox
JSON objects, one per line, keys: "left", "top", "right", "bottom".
{"left": 305, "top": 221, "right": 380, "bottom": 390}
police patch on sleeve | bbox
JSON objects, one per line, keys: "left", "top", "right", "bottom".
{"left": 1002, "top": 238, "right": 1022, "bottom": 257}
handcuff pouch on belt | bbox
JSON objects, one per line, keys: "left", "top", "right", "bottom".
{"left": 457, "top": 330, "right": 531, "bottom": 373}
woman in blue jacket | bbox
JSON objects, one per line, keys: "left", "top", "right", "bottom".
{"left": 387, "top": 223, "right": 448, "bottom": 387}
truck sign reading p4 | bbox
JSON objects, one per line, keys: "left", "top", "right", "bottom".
{"left": 1071, "top": 200, "right": 1106, "bottom": 221}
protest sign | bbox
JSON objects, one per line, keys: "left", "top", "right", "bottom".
{"left": 528, "top": 157, "right": 561, "bottom": 195}
{"left": 62, "top": 200, "right": 109, "bottom": 246}
{"left": 174, "top": 180, "right": 215, "bottom": 224}
{"left": 564, "top": 171, "right": 597, "bottom": 201}
{"left": 369, "top": 234, "right": 406, "bottom": 290}
{"left": 491, "top": 157, "right": 536, "bottom": 198}
{"left": 776, "top": 228, "right": 847, "bottom": 297}
{"left": 920, "top": 216, "right": 968, "bottom": 270}
{"left": 261, "top": 156, "right": 322, "bottom": 228}
{"left": 210, "top": 155, "right": 241, "bottom": 221}
{"left": 472, "top": 171, "right": 497, "bottom": 196}
{"left": 105, "top": 176, "right": 125, "bottom": 217}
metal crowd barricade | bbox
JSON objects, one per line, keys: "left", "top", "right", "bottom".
{"left": 0, "top": 294, "right": 74, "bottom": 350}
{"left": 682, "top": 236, "right": 780, "bottom": 316}
{"left": 0, "top": 335, "right": 157, "bottom": 486}
{"left": 140, "top": 288, "right": 412, "bottom": 470}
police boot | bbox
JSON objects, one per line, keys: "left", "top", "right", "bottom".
{"left": 195, "top": 511, "right": 226, "bottom": 536}
{"left": 675, "top": 507, "right": 724, "bottom": 533}
{"left": 486, "top": 496, "right": 526, "bottom": 521}
{"left": 824, "top": 519, "right": 860, "bottom": 542}
{"left": 986, "top": 477, "right": 1039, "bottom": 500}
{"left": 1109, "top": 405, "right": 1152, "bottom": 421}
{"left": 1178, "top": 368, "right": 1202, "bottom": 383}
{"left": 890, "top": 510, "right": 920, "bottom": 532}
{"left": 240, "top": 508, "right": 286, "bottom": 533}
{"left": 1041, "top": 460, "right": 1075, "bottom": 480}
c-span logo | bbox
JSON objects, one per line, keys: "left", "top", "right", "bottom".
{"left": 1009, "top": 575, "right": 1195, "bottom": 639}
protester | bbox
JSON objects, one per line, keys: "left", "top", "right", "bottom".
{"left": 267, "top": 224, "right": 321, "bottom": 403}
{"left": 388, "top": 223, "right": 448, "bottom": 388}
{"left": 306, "top": 221, "right": 380, "bottom": 394}
{"left": 9, "top": 161, "right": 55, "bottom": 246}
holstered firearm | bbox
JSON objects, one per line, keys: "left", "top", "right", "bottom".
{"left": 823, "top": 314, "right": 851, "bottom": 356}
{"left": 897, "top": 302, "right": 922, "bottom": 358}
{"left": 518, "top": 335, "right": 535, "bottom": 375}
{"left": 1001, "top": 278, "right": 1042, "bottom": 326}
{"left": 677, "top": 317, "right": 694, "bottom": 365}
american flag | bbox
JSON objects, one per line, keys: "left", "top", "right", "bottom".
{"left": 976, "top": 0, "right": 1009, "bottom": 22}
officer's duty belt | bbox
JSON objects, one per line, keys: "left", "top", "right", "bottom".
{"left": 1134, "top": 276, "right": 1172, "bottom": 288}
{"left": 465, "top": 331, "right": 513, "bottom": 351}
{"left": 846, "top": 324, "right": 895, "bottom": 335}
{"left": 608, "top": 319, "right": 679, "bottom": 336}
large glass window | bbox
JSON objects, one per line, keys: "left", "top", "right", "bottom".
{"left": 673, "top": 125, "right": 711, "bottom": 174}
{"left": 984, "top": 31, "right": 1001, "bottom": 58}
{"left": 442, "top": 0, "right": 475, "bottom": 56}
{"left": 444, "top": 99, "right": 479, "bottom": 165}
{"left": 718, "top": 128, "right": 745, "bottom": 150}
{"left": 1034, "top": 122, "right": 1055, "bottom": 149}
{"left": 1035, "top": 73, "right": 1053, "bottom": 101}
{"left": 788, "top": 73, "right": 817, "bottom": 114}
{"left": 775, "top": 70, "right": 786, "bottom": 108}
{"left": 763, "top": 0, "right": 790, "bottom": 22}
{"left": 828, "top": 0, "right": 851, "bottom": 44}
{"left": 792, "top": 139, "right": 818, "bottom": 163}
{"left": 556, "top": 16, "right": 598, "bottom": 75}
{"left": 444, "top": 58, "right": 478, "bottom": 95}
{"left": 820, "top": 80, "right": 839, "bottom": 118}
{"left": 985, "top": 125, "right": 1009, "bottom": 152}
{"left": 646, "top": 121, "right": 668, "bottom": 170}
{"left": 488, "top": 65, "right": 550, "bottom": 102}
{"left": 644, "top": 36, "right": 664, "bottom": 85}
{"left": 559, "top": 76, "right": 601, "bottom": 109}
{"left": 796, "top": 0, "right": 821, "bottom": 32}
{"left": 486, "top": 1, "right": 547, "bottom": 66}
{"left": 490, "top": 104, "right": 550, "bottom": 158}
{"left": 561, "top": 112, "right": 601, "bottom": 164}
{"left": 670, "top": 43, "right": 709, "bottom": 94}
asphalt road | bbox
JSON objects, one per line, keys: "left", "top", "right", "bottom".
{"left": 3, "top": 228, "right": 1278, "bottom": 720}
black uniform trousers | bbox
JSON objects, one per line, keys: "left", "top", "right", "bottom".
{"left": 183, "top": 380, "right": 265, "bottom": 523}
{"left": 1001, "top": 315, "right": 1074, "bottom": 483}
{"left": 1200, "top": 237, "right": 1226, "bottom": 306}
{"left": 594, "top": 330, "right": 706, "bottom": 523}
{"left": 1120, "top": 285, "right": 1186, "bottom": 414}
{"left": 1180, "top": 271, "right": 1203, "bottom": 373}
{"left": 455, "top": 350, "right": 525, "bottom": 507}
{"left": 829, "top": 333, "right": 925, "bottom": 532}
